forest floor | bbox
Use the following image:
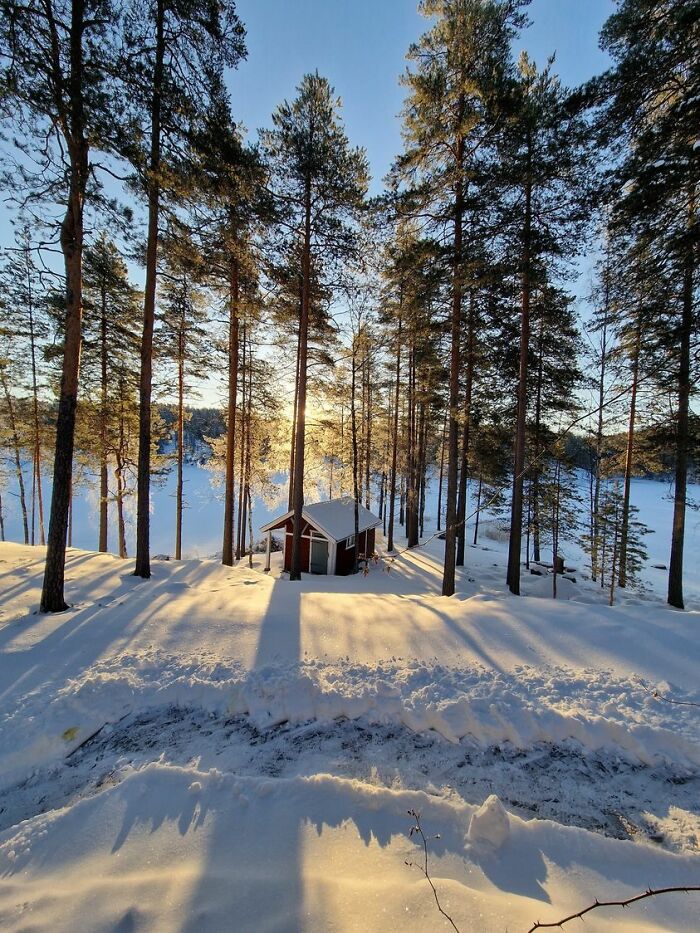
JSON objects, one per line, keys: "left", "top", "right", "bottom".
{"left": 0, "top": 534, "right": 698, "bottom": 932}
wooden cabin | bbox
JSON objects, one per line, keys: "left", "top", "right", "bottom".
{"left": 260, "top": 497, "right": 381, "bottom": 575}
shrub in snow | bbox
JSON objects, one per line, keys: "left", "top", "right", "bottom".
{"left": 483, "top": 522, "right": 510, "bottom": 542}
{"left": 253, "top": 536, "right": 283, "bottom": 553}
{"left": 467, "top": 794, "right": 510, "bottom": 850}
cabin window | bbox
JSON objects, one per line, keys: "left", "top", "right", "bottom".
{"left": 345, "top": 534, "right": 355, "bottom": 548}
{"left": 310, "top": 530, "right": 325, "bottom": 539}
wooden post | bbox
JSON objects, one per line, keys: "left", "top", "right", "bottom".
{"left": 264, "top": 530, "right": 271, "bottom": 572}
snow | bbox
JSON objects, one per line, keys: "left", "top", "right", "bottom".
{"left": 261, "top": 495, "right": 382, "bottom": 541}
{"left": 0, "top": 476, "right": 698, "bottom": 931}
{"left": 2, "top": 463, "right": 698, "bottom": 604}
{"left": 468, "top": 795, "right": 511, "bottom": 849}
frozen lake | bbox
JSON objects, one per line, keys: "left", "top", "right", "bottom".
{"left": 2, "top": 460, "right": 698, "bottom": 603}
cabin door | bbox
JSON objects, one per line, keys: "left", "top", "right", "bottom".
{"left": 309, "top": 536, "right": 328, "bottom": 574}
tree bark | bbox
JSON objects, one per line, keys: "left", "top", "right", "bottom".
{"left": 288, "top": 320, "right": 302, "bottom": 511}
{"left": 364, "top": 350, "right": 372, "bottom": 509}
{"left": 456, "top": 289, "right": 475, "bottom": 566}
{"left": 437, "top": 408, "right": 447, "bottom": 532}
{"left": 222, "top": 254, "right": 239, "bottom": 565}
{"left": 98, "top": 280, "right": 108, "bottom": 552}
{"left": 506, "top": 129, "right": 532, "bottom": 597}
{"left": 407, "top": 346, "right": 419, "bottom": 547}
{"left": 591, "top": 264, "right": 610, "bottom": 582}
{"left": 531, "top": 309, "right": 544, "bottom": 564}
{"left": 473, "top": 473, "right": 482, "bottom": 545}
{"left": 244, "top": 336, "right": 253, "bottom": 565}
{"left": 0, "top": 365, "right": 29, "bottom": 544}
{"left": 387, "top": 313, "right": 402, "bottom": 552}
{"left": 40, "top": 0, "right": 89, "bottom": 611}
{"left": 115, "top": 382, "right": 128, "bottom": 559}
{"left": 442, "top": 121, "right": 464, "bottom": 597}
{"left": 175, "top": 321, "right": 184, "bottom": 560}
{"left": 618, "top": 318, "right": 641, "bottom": 588}
{"left": 667, "top": 188, "right": 695, "bottom": 610}
{"left": 27, "top": 281, "right": 45, "bottom": 546}
{"left": 236, "top": 320, "right": 247, "bottom": 560}
{"left": 134, "top": 0, "right": 165, "bottom": 580}
{"left": 351, "top": 334, "right": 360, "bottom": 572}
{"left": 290, "top": 173, "right": 312, "bottom": 580}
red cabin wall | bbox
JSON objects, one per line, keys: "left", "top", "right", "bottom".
{"left": 282, "top": 519, "right": 312, "bottom": 572}
{"left": 272, "top": 516, "right": 378, "bottom": 575}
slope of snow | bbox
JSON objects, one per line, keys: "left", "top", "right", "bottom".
{"left": 0, "top": 538, "right": 698, "bottom": 931}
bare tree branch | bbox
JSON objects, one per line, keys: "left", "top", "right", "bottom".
{"left": 528, "top": 885, "right": 700, "bottom": 932}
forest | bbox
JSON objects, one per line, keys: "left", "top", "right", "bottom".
{"left": 0, "top": 0, "right": 697, "bottom": 614}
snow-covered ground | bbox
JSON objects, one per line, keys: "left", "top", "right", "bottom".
{"left": 0, "top": 521, "right": 698, "bottom": 931}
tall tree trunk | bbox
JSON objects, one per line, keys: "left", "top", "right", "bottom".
{"left": 552, "top": 458, "right": 561, "bottom": 599}
{"left": 531, "top": 310, "right": 544, "bottom": 564}
{"left": 68, "top": 481, "right": 73, "bottom": 549}
{"left": 0, "top": 366, "right": 30, "bottom": 544}
{"left": 591, "top": 265, "right": 610, "bottom": 582}
{"left": 387, "top": 314, "right": 402, "bottom": 552}
{"left": 247, "top": 488, "right": 253, "bottom": 568}
{"left": 407, "top": 347, "right": 419, "bottom": 547}
{"left": 222, "top": 254, "right": 239, "bottom": 565}
{"left": 236, "top": 320, "right": 247, "bottom": 560}
{"left": 473, "top": 473, "right": 482, "bottom": 545}
{"left": 40, "top": 0, "right": 89, "bottom": 611}
{"left": 437, "top": 408, "right": 447, "bottom": 532}
{"left": 618, "top": 318, "right": 641, "bottom": 588}
{"left": 115, "top": 384, "right": 128, "bottom": 559}
{"left": 506, "top": 129, "right": 532, "bottom": 597}
{"left": 351, "top": 335, "right": 360, "bottom": 572}
{"left": 0, "top": 491, "right": 5, "bottom": 541}
{"left": 456, "top": 289, "right": 475, "bottom": 566}
{"left": 27, "top": 289, "right": 45, "bottom": 546}
{"left": 668, "top": 189, "right": 695, "bottom": 610}
{"left": 134, "top": 0, "right": 165, "bottom": 580}
{"left": 364, "top": 353, "right": 372, "bottom": 509}
{"left": 358, "top": 348, "right": 365, "bottom": 505}
{"left": 175, "top": 323, "right": 185, "bottom": 560}
{"left": 609, "top": 495, "right": 620, "bottom": 607}
{"left": 244, "top": 338, "right": 253, "bottom": 564}
{"left": 418, "top": 400, "right": 427, "bottom": 539}
{"left": 98, "top": 282, "right": 108, "bottom": 552}
{"left": 288, "top": 321, "right": 302, "bottom": 510}
{"left": 290, "top": 174, "right": 312, "bottom": 581}
{"left": 115, "top": 457, "right": 127, "bottom": 558}
{"left": 442, "top": 113, "right": 465, "bottom": 597}
{"left": 525, "top": 485, "right": 532, "bottom": 569}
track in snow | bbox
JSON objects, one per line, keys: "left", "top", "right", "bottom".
{"left": 1, "top": 705, "right": 697, "bottom": 855}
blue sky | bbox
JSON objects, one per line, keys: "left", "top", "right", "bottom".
{"left": 227, "top": 0, "right": 614, "bottom": 194}
{"left": 0, "top": 2, "right": 614, "bottom": 275}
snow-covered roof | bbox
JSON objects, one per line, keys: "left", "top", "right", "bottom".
{"left": 260, "top": 496, "right": 381, "bottom": 541}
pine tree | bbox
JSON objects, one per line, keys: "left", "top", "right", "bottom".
{"left": 397, "top": 0, "right": 523, "bottom": 596}
{"left": 597, "top": 0, "right": 699, "bottom": 609}
{"left": 0, "top": 230, "right": 50, "bottom": 546}
{"left": 120, "top": 0, "right": 246, "bottom": 579}
{"left": 157, "top": 262, "right": 209, "bottom": 560}
{"left": 262, "top": 73, "right": 368, "bottom": 580}
{"left": 500, "top": 54, "right": 592, "bottom": 596}
{"left": 82, "top": 234, "right": 141, "bottom": 553}
{"left": 1, "top": 0, "right": 121, "bottom": 610}
{"left": 186, "top": 96, "right": 271, "bottom": 566}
